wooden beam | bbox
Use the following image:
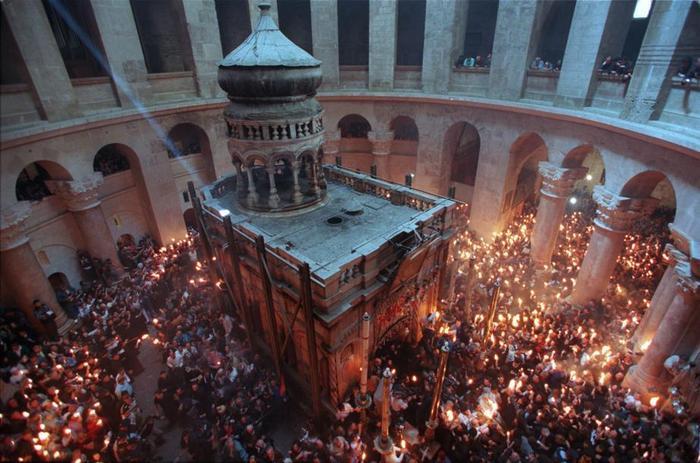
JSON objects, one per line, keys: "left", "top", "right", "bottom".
{"left": 223, "top": 216, "right": 255, "bottom": 346}
{"left": 255, "top": 235, "right": 284, "bottom": 383}
{"left": 300, "top": 262, "right": 322, "bottom": 424}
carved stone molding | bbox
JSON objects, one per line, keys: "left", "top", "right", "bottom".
{"left": 592, "top": 185, "right": 659, "bottom": 232}
{"left": 538, "top": 161, "right": 588, "bottom": 198}
{"left": 46, "top": 173, "right": 103, "bottom": 212}
{"left": 673, "top": 260, "right": 700, "bottom": 301}
{"left": 0, "top": 201, "right": 32, "bottom": 251}
{"left": 368, "top": 129, "right": 394, "bottom": 156}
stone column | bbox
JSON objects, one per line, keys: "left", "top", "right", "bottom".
{"left": 554, "top": 0, "right": 636, "bottom": 108}
{"left": 621, "top": 0, "right": 698, "bottom": 122}
{"left": 310, "top": 0, "right": 340, "bottom": 89}
{"left": 2, "top": 0, "right": 81, "bottom": 121}
{"left": 47, "top": 174, "right": 122, "bottom": 273}
{"left": 291, "top": 160, "right": 304, "bottom": 203}
{"left": 488, "top": 0, "right": 543, "bottom": 100}
{"left": 248, "top": 0, "right": 278, "bottom": 26}
{"left": 530, "top": 162, "right": 587, "bottom": 267}
{"left": 624, "top": 263, "right": 699, "bottom": 395}
{"left": 421, "top": 0, "right": 468, "bottom": 94}
{"left": 631, "top": 251, "right": 679, "bottom": 352}
{"left": 233, "top": 163, "right": 246, "bottom": 198}
{"left": 323, "top": 129, "right": 341, "bottom": 164}
{"left": 245, "top": 167, "right": 258, "bottom": 205}
{"left": 368, "top": 130, "right": 394, "bottom": 180}
{"left": 89, "top": 0, "right": 153, "bottom": 107}
{"left": 368, "top": 0, "right": 397, "bottom": 90}
{"left": 1, "top": 202, "right": 69, "bottom": 334}
{"left": 180, "top": 0, "right": 224, "bottom": 99}
{"left": 266, "top": 167, "right": 280, "bottom": 208}
{"left": 570, "top": 186, "right": 658, "bottom": 305}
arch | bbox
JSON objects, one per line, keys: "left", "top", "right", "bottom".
{"left": 390, "top": 116, "right": 419, "bottom": 142}
{"left": 562, "top": 145, "right": 606, "bottom": 193}
{"left": 506, "top": 132, "right": 548, "bottom": 211}
{"left": 338, "top": 114, "right": 372, "bottom": 139}
{"left": 93, "top": 144, "right": 131, "bottom": 176}
{"left": 48, "top": 272, "right": 70, "bottom": 291}
{"left": 15, "top": 160, "right": 72, "bottom": 202}
{"left": 620, "top": 171, "right": 677, "bottom": 211}
{"left": 446, "top": 122, "right": 481, "bottom": 186}
{"left": 167, "top": 122, "right": 212, "bottom": 159}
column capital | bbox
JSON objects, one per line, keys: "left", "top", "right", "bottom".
{"left": 47, "top": 173, "right": 104, "bottom": 212}
{"left": 0, "top": 201, "right": 32, "bottom": 251}
{"left": 592, "top": 185, "right": 658, "bottom": 233}
{"left": 538, "top": 161, "right": 588, "bottom": 198}
{"left": 672, "top": 254, "right": 700, "bottom": 301}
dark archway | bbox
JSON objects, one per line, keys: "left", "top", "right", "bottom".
{"left": 94, "top": 144, "right": 131, "bottom": 176}
{"left": 15, "top": 160, "right": 72, "bottom": 202}
{"left": 338, "top": 114, "right": 372, "bottom": 139}
{"left": 446, "top": 122, "right": 481, "bottom": 186}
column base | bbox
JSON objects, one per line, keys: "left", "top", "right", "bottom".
{"left": 623, "top": 365, "right": 670, "bottom": 398}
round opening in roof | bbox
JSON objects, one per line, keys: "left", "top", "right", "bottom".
{"left": 327, "top": 216, "right": 343, "bottom": 225}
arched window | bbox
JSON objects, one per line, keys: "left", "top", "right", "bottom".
{"left": 167, "top": 123, "right": 208, "bottom": 158}
{"left": 338, "top": 114, "right": 371, "bottom": 139}
{"left": 15, "top": 161, "right": 72, "bottom": 202}
{"left": 390, "top": 116, "right": 419, "bottom": 141}
{"left": 94, "top": 145, "right": 131, "bottom": 176}
{"left": 447, "top": 122, "right": 480, "bottom": 186}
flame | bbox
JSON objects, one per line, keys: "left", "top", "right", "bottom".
{"left": 649, "top": 396, "right": 660, "bottom": 407}
{"left": 446, "top": 409, "right": 454, "bottom": 421}
{"left": 640, "top": 340, "right": 651, "bottom": 352}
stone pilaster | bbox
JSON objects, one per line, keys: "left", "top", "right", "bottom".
{"left": 621, "top": 0, "right": 698, "bottom": 122}
{"left": 2, "top": 0, "right": 81, "bottom": 121}
{"left": 323, "top": 128, "right": 341, "bottom": 164}
{"left": 555, "top": 0, "right": 636, "bottom": 108}
{"left": 89, "top": 0, "right": 153, "bottom": 107}
{"left": 47, "top": 174, "right": 122, "bottom": 272}
{"left": 310, "top": 0, "right": 340, "bottom": 89}
{"left": 624, "top": 262, "right": 699, "bottom": 395}
{"left": 570, "top": 186, "right": 658, "bottom": 305}
{"left": 488, "top": 0, "right": 543, "bottom": 100}
{"left": 180, "top": 0, "right": 224, "bottom": 99}
{"left": 368, "top": 0, "right": 397, "bottom": 90}
{"left": 1, "top": 202, "right": 68, "bottom": 333}
{"left": 369, "top": 129, "right": 394, "bottom": 180}
{"left": 530, "top": 162, "right": 587, "bottom": 266}
{"left": 421, "top": 0, "right": 467, "bottom": 94}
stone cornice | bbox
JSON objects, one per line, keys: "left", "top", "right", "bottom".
{"left": 46, "top": 173, "right": 103, "bottom": 212}
{"left": 592, "top": 185, "right": 659, "bottom": 233}
{"left": 0, "top": 201, "right": 32, "bottom": 251}
{"left": 538, "top": 161, "right": 588, "bottom": 198}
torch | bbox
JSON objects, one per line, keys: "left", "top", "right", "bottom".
{"left": 355, "top": 313, "right": 372, "bottom": 434}
{"left": 374, "top": 368, "right": 394, "bottom": 456}
{"left": 426, "top": 342, "right": 451, "bottom": 440}
{"left": 484, "top": 280, "right": 501, "bottom": 342}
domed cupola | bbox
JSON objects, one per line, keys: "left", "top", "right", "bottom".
{"left": 217, "top": 2, "right": 327, "bottom": 214}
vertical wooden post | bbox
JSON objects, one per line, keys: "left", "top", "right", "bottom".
{"left": 223, "top": 216, "right": 254, "bottom": 344}
{"left": 255, "top": 235, "right": 284, "bottom": 382}
{"left": 484, "top": 281, "right": 501, "bottom": 341}
{"left": 187, "top": 181, "right": 216, "bottom": 278}
{"left": 299, "top": 263, "right": 322, "bottom": 424}
{"left": 426, "top": 342, "right": 451, "bottom": 440}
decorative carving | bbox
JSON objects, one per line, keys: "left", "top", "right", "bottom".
{"left": 538, "top": 161, "right": 588, "bottom": 198}
{"left": 0, "top": 201, "right": 32, "bottom": 251}
{"left": 47, "top": 173, "right": 104, "bottom": 212}
{"left": 591, "top": 185, "right": 659, "bottom": 232}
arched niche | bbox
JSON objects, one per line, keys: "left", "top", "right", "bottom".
{"left": 389, "top": 116, "right": 419, "bottom": 182}
{"left": 93, "top": 145, "right": 131, "bottom": 177}
{"left": 446, "top": 122, "right": 480, "bottom": 187}
{"left": 562, "top": 145, "right": 606, "bottom": 195}
{"left": 505, "top": 132, "right": 548, "bottom": 212}
{"left": 15, "top": 160, "right": 72, "bottom": 202}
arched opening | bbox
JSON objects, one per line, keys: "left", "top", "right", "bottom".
{"left": 95, "top": 143, "right": 159, "bottom": 245}
{"left": 562, "top": 145, "right": 606, "bottom": 212}
{"left": 298, "top": 151, "right": 321, "bottom": 197}
{"left": 93, "top": 144, "right": 131, "bottom": 176}
{"left": 505, "top": 132, "right": 548, "bottom": 213}
{"left": 619, "top": 170, "right": 677, "bottom": 236}
{"left": 168, "top": 123, "right": 217, "bottom": 213}
{"left": 446, "top": 122, "right": 481, "bottom": 187}
{"left": 388, "top": 116, "right": 419, "bottom": 183}
{"left": 15, "top": 161, "right": 72, "bottom": 202}
{"left": 459, "top": 0, "right": 499, "bottom": 67}
{"left": 338, "top": 114, "right": 373, "bottom": 172}
{"left": 48, "top": 272, "right": 70, "bottom": 292}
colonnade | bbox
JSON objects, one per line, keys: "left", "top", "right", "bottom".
{"left": 0, "top": 173, "right": 123, "bottom": 333}
{"left": 529, "top": 167, "right": 699, "bottom": 397}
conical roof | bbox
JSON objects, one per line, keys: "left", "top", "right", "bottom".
{"left": 219, "top": 3, "right": 321, "bottom": 68}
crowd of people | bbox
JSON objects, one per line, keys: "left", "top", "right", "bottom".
{"left": 529, "top": 57, "right": 562, "bottom": 73}
{"left": 293, "top": 204, "right": 698, "bottom": 462}
{"left": 597, "top": 56, "right": 633, "bottom": 80}
{"left": 1, "top": 194, "right": 698, "bottom": 461}
{"left": 456, "top": 54, "right": 492, "bottom": 69}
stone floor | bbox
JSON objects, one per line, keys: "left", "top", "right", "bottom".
{"left": 132, "top": 335, "right": 308, "bottom": 461}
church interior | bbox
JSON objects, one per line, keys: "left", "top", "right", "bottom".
{"left": 0, "top": 0, "right": 699, "bottom": 461}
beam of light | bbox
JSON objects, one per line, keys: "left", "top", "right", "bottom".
{"left": 633, "top": 0, "right": 652, "bottom": 19}
{"left": 47, "top": 0, "right": 180, "bottom": 156}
